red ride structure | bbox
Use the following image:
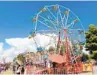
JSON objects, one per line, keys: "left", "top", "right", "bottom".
{"left": 63, "top": 29, "right": 83, "bottom": 74}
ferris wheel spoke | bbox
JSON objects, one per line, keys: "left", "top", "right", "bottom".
{"left": 63, "top": 13, "right": 66, "bottom": 20}
{"left": 55, "top": 12, "right": 63, "bottom": 30}
{"left": 65, "top": 10, "right": 70, "bottom": 28}
{"left": 33, "top": 37, "right": 39, "bottom": 48}
{"left": 62, "top": 15, "right": 66, "bottom": 24}
{"left": 57, "top": 12, "right": 58, "bottom": 23}
{"left": 47, "top": 17, "right": 58, "bottom": 30}
{"left": 77, "top": 17, "right": 85, "bottom": 33}
{"left": 66, "top": 22, "right": 74, "bottom": 29}
{"left": 69, "top": 10, "right": 85, "bottom": 32}
{"left": 38, "top": 20, "right": 52, "bottom": 29}
{"left": 58, "top": 5, "right": 65, "bottom": 28}
{"left": 39, "top": 15, "right": 58, "bottom": 30}
{"left": 46, "top": 7, "right": 57, "bottom": 20}
{"left": 36, "top": 30, "right": 57, "bottom": 33}
{"left": 62, "top": 13, "right": 67, "bottom": 25}
{"left": 56, "top": 12, "right": 61, "bottom": 29}
{"left": 38, "top": 20, "right": 55, "bottom": 30}
{"left": 35, "top": 15, "right": 38, "bottom": 31}
{"left": 57, "top": 21, "right": 64, "bottom": 30}
{"left": 67, "top": 18, "right": 80, "bottom": 29}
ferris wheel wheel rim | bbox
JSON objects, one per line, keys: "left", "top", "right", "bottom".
{"left": 33, "top": 4, "right": 84, "bottom": 33}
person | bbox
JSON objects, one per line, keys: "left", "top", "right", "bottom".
{"left": 52, "top": 62, "right": 57, "bottom": 73}
{"left": 21, "top": 66, "right": 25, "bottom": 74}
{"left": 0, "top": 66, "right": 2, "bottom": 73}
{"left": 44, "top": 58, "right": 47, "bottom": 67}
{"left": 13, "top": 65, "right": 15, "bottom": 74}
{"left": 16, "top": 65, "right": 21, "bottom": 75}
{"left": 47, "top": 60, "right": 51, "bottom": 74}
{"left": 5, "top": 65, "right": 8, "bottom": 71}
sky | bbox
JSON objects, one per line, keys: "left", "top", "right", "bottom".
{"left": 0, "top": 1, "right": 97, "bottom": 48}
{"left": 0, "top": 1, "right": 96, "bottom": 62}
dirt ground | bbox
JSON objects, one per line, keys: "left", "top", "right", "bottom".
{"left": 0, "top": 70, "right": 93, "bottom": 75}
{"left": 0, "top": 69, "right": 14, "bottom": 75}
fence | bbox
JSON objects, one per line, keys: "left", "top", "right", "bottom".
{"left": 25, "top": 63, "right": 93, "bottom": 74}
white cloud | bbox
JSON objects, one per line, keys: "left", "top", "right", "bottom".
{"left": 0, "top": 33, "right": 88, "bottom": 63}
{"left": 0, "top": 43, "right": 3, "bottom": 54}
{"left": 82, "top": 45, "right": 89, "bottom": 55}
{"left": 0, "top": 33, "right": 56, "bottom": 63}
{"left": 5, "top": 33, "right": 56, "bottom": 51}
{"left": 34, "top": 33, "right": 56, "bottom": 48}
{"left": 6, "top": 38, "right": 34, "bottom": 49}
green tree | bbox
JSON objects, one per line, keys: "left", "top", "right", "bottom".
{"left": 81, "top": 53, "right": 89, "bottom": 62}
{"left": 85, "top": 24, "right": 97, "bottom": 60}
{"left": 48, "top": 46, "right": 55, "bottom": 54}
{"left": 60, "top": 43, "right": 65, "bottom": 55}
{"left": 17, "top": 53, "right": 25, "bottom": 63}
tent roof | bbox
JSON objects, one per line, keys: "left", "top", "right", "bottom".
{"left": 48, "top": 54, "right": 66, "bottom": 64}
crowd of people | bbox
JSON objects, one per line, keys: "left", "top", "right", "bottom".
{"left": 0, "top": 64, "right": 9, "bottom": 73}
{"left": 11, "top": 50, "right": 53, "bottom": 75}
{"left": 1, "top": 49, "right": 72, "bottom": 75}
{"left": 12, "top": 64, "right": 25, "bottom": 74}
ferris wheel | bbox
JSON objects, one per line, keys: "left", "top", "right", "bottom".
{"left": 29, "top": 4, "right": 85, "bottom": 53}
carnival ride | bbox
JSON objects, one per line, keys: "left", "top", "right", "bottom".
{"left": 28, "top": 4, "right": 91, "bottom": 74}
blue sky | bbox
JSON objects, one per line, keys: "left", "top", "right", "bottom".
{"left": 0, "top": 1, "right": 97, "bottom": 49}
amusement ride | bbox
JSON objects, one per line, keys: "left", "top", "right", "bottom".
{"left": 28, "top": 4, "right": 87, "bottom": 74}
